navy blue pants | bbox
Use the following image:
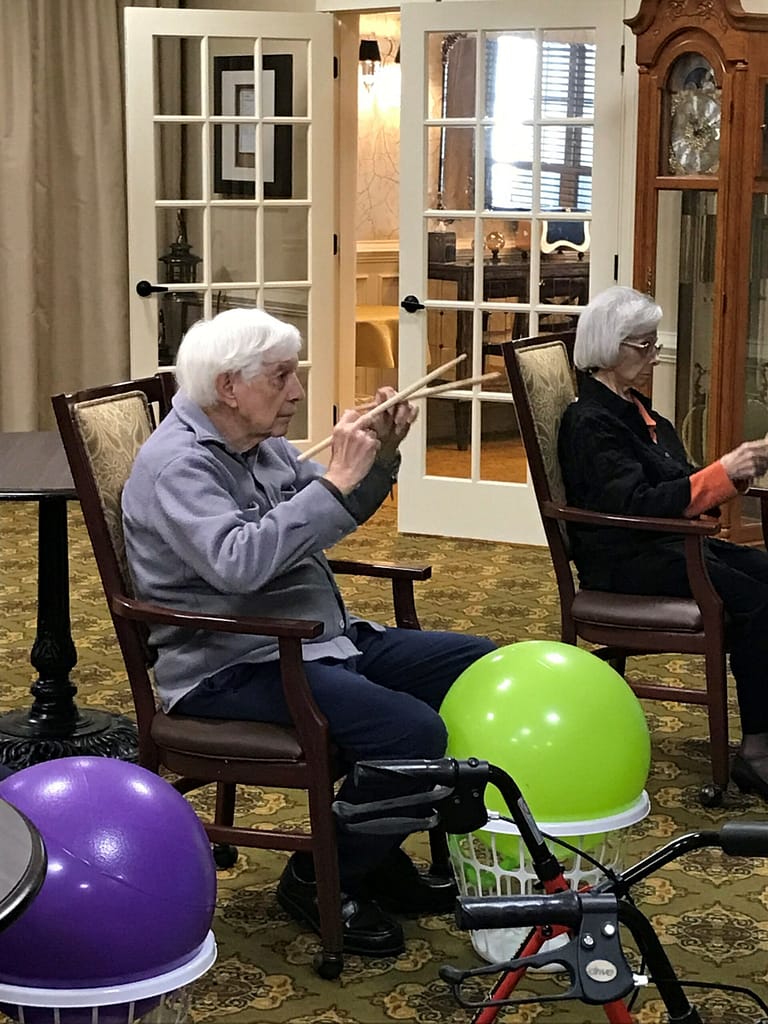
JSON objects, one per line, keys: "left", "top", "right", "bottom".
{"left": 617, "top": 537, "right": 768, "bottom": 734}
{"left": 174, "top": 623, "right": 496, "bottom": 889}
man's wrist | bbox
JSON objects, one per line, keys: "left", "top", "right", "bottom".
{"left": 375, "top": 449, "right": 401, "bottom": 478}
{"left": 317, "top": 476, "right": 349, "bottom": 502}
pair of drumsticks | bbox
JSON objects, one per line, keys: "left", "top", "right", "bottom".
{"left": 297, "top": 354, "right": 501, "bottom": 462}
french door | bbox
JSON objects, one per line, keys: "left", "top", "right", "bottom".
{"left": 124, "top": 7, "right": 335, "bottom": 451}
{"left": 397, "top": 0, "right": 628, "bottom": 543}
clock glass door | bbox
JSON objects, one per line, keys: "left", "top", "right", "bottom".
{"left": 663, "top": 53, "right": 720, "bottom": 178}
{"left": 743, "top": 195, "right": 768, "bottom": 527}
{"left": 655, "top": 190, "right": 717, "bottom": 468}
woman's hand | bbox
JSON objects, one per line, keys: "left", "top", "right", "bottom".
{"left": 720, "top": 440, "right": 768, "bottom": 484}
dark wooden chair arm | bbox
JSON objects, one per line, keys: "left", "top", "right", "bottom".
{"left": 327, "top": 559, "right": 431, "bottom": 631}
{"left": 327, "top": 559, "right": 432, "bottom": 581}
{"left": 541, "top": 501, "right": 721, "bottom": 536}
{"left": 112, "top": 594, "right": 330, "bottom": 752}
{"left": 541, "top": 501, "right": 723, "bottom": 625}
{"left": 744, "top": 485, "right": 768, "bottom": 547}
{"left": 111, "top": 594, "right": 324, "bottom": 639}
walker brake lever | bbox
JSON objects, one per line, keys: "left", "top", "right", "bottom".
{"left": 332, "top": 785, "right": 453, "bottom": 835}
{"left": 353, "top": 757, "right": 492, "bottom": 834}
{"left": 442, "top": 894, "right": 637, "bottom": 1009}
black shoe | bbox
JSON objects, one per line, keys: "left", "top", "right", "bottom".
{"left": 363, "top": 847, "right": 458, "bottom": 915}
{"left": 277, "top": 854, "right": 405, "bottom": 957}
{"left": 732, "top": 753, "right": 768, "bottom": 800}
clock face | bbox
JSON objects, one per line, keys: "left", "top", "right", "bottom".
{"left": 668, "top": 85, "right": 721, "bottom": 176}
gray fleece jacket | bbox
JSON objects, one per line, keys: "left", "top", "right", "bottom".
{"left": 121, "top": 391, "right": 398, "bottom": 710}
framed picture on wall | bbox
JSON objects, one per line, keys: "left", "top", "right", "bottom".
{"left": 213, "top": 54, "right": 293, "bottom": 198}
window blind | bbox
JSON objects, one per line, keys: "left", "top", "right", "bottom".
{"left": 487, "top": 38, "right": 595, "bottom": 212}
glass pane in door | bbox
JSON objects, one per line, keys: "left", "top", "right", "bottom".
{"left": 479, "top": 400, "right": 525, "bottom": 482}
{"left": 264, "top": 208, "right": 309, "bottom": 281}
{"left": 155, "top": 207, "right": 204, "bottom": 364}
{"left": 211, "top": 207, "right": 259, "bottom": 281}
{"left": 156, "top": 123, "right": 203, "bottom": 200}
{"left": 154, "top": 36, "right": 200, "bottom": 116}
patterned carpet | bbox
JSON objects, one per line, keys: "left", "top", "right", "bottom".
{"left": 1, "top": 496, "right": 768, "bottom": 1023}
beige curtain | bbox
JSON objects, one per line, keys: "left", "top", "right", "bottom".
{"left": 0, "top": 0, "right": 175, "bottom": 431}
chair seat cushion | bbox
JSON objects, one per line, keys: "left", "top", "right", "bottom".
{"left": 151, "top": 712, "right": 310, "bottom": 761}
{"left": 572, "top": 589, "right": 703, "bottom": 633}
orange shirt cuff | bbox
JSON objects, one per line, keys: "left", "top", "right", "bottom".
{"left": 684, "top": 461, "right": 737, "bottom": 518}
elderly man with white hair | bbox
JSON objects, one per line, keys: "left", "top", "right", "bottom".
{"left": 122, "top": 307, "right": 495, "bottom": 957}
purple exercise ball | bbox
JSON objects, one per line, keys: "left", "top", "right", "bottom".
{"left": 0, "top": 757, "right": 216, "bottom": 997}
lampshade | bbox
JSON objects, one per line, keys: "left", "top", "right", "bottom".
{"left": 358, "top": 39, "right": 382, "bottom": 63}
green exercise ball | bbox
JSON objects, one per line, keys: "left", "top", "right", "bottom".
{"left": 440, "top": 640, "right": 650, "bottom": 824}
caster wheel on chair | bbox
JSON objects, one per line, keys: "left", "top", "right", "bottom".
{"left": 313, "top": 952, "right": 344, "bottom": 979}
{"left": 213, "top": 842, "right": 239, "bottom": 869}
{"left": 699, "top": 782, "right": 724, "bottom": 808}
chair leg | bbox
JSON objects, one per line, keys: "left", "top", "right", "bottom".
{"left": 703, "top": 650, "right": 730, "bottom": 798}
{"left": 592, "top": 646, "right": 627, "bottom": 678}
{"left": 212, "top": 783, "right": 239, "bottom": 869}
{"left": 306, "top": 776, "right": 344, "bottom": 978}
{"left": 609, "top": 654, "right": 627, "bottom": 677}
{"left": 214, "top": 781, "right": 236, "bottom": 826}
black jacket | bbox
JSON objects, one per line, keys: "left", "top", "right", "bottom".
{"left": 557, "top": 373, "right": 700, "bottom": 589}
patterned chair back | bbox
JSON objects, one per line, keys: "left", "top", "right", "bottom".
{"left": 71, "top": 393, "right": 154, "bottom": 597}
{"left": 514, "top": 341, "right": 575, "bottom": 505}
{"left": 502, "top": 335, "right": 577, "bottom": 554}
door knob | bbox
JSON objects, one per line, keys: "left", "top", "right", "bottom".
{"left": 135, "top": 280, "right": 169, "bottom": 298}
{"left": 401, "top": 295, "right": 426, "bottom": 313}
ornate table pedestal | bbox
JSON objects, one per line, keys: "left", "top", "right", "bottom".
{"left": 0, "top": 432, "right": 137, "bottom": 769}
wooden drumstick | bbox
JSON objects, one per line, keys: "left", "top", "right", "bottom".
{"left": 297, "top": 353, "right": 467, "bottom": 462}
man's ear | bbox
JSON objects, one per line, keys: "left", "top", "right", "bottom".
{"left": 214, "top": 371, "right": 238, "bottom": 407}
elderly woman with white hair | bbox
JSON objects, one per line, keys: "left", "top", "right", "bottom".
{"left": 558, "top": 285, "right": 768, "bottom": 800}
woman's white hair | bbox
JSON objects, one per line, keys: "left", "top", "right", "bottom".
{"left": 175, "top": 307, "right": 302, "bottom": 407}
{"left": 574, "top": 286, "right": 662, "bottom": 371}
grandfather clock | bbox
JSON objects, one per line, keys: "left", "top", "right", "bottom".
{"left": 628, "top": 0, "right": 768, "bottom": 543}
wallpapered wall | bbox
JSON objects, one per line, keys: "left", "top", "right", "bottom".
{"left": 356, "top": 13, "right": 401, "bottom": 241}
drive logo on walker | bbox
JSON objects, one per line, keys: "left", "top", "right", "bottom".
{"left": 585, "top": 959, "right": 619, "bottom": 983}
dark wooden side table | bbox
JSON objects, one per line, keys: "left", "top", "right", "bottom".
{"left": 0, "top": 432, "right": 137, "bottom": 769}
{"left": 427, "top": 254, "right": 590, "bottom": 448}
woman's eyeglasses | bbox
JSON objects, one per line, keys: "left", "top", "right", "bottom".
{"left": 621, "top": 335, "right": 663, "bottom": 356}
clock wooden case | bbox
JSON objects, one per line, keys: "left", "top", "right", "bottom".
{"left": 628, "top": 0, "right": 768, "bottom": 543}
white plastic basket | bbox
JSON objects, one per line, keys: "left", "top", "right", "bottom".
{"left": 448, "top": 793, "right": 650, "bottom": 964}
{"left": 0, "top": 931, "right": 216, "bottom": 1024}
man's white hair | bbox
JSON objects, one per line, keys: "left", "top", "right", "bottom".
{"left": 574, "top": 286, "right": 662, "bottom": 371}
{"left": 175, "top": 307, "right": 302, "bottom": 407}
